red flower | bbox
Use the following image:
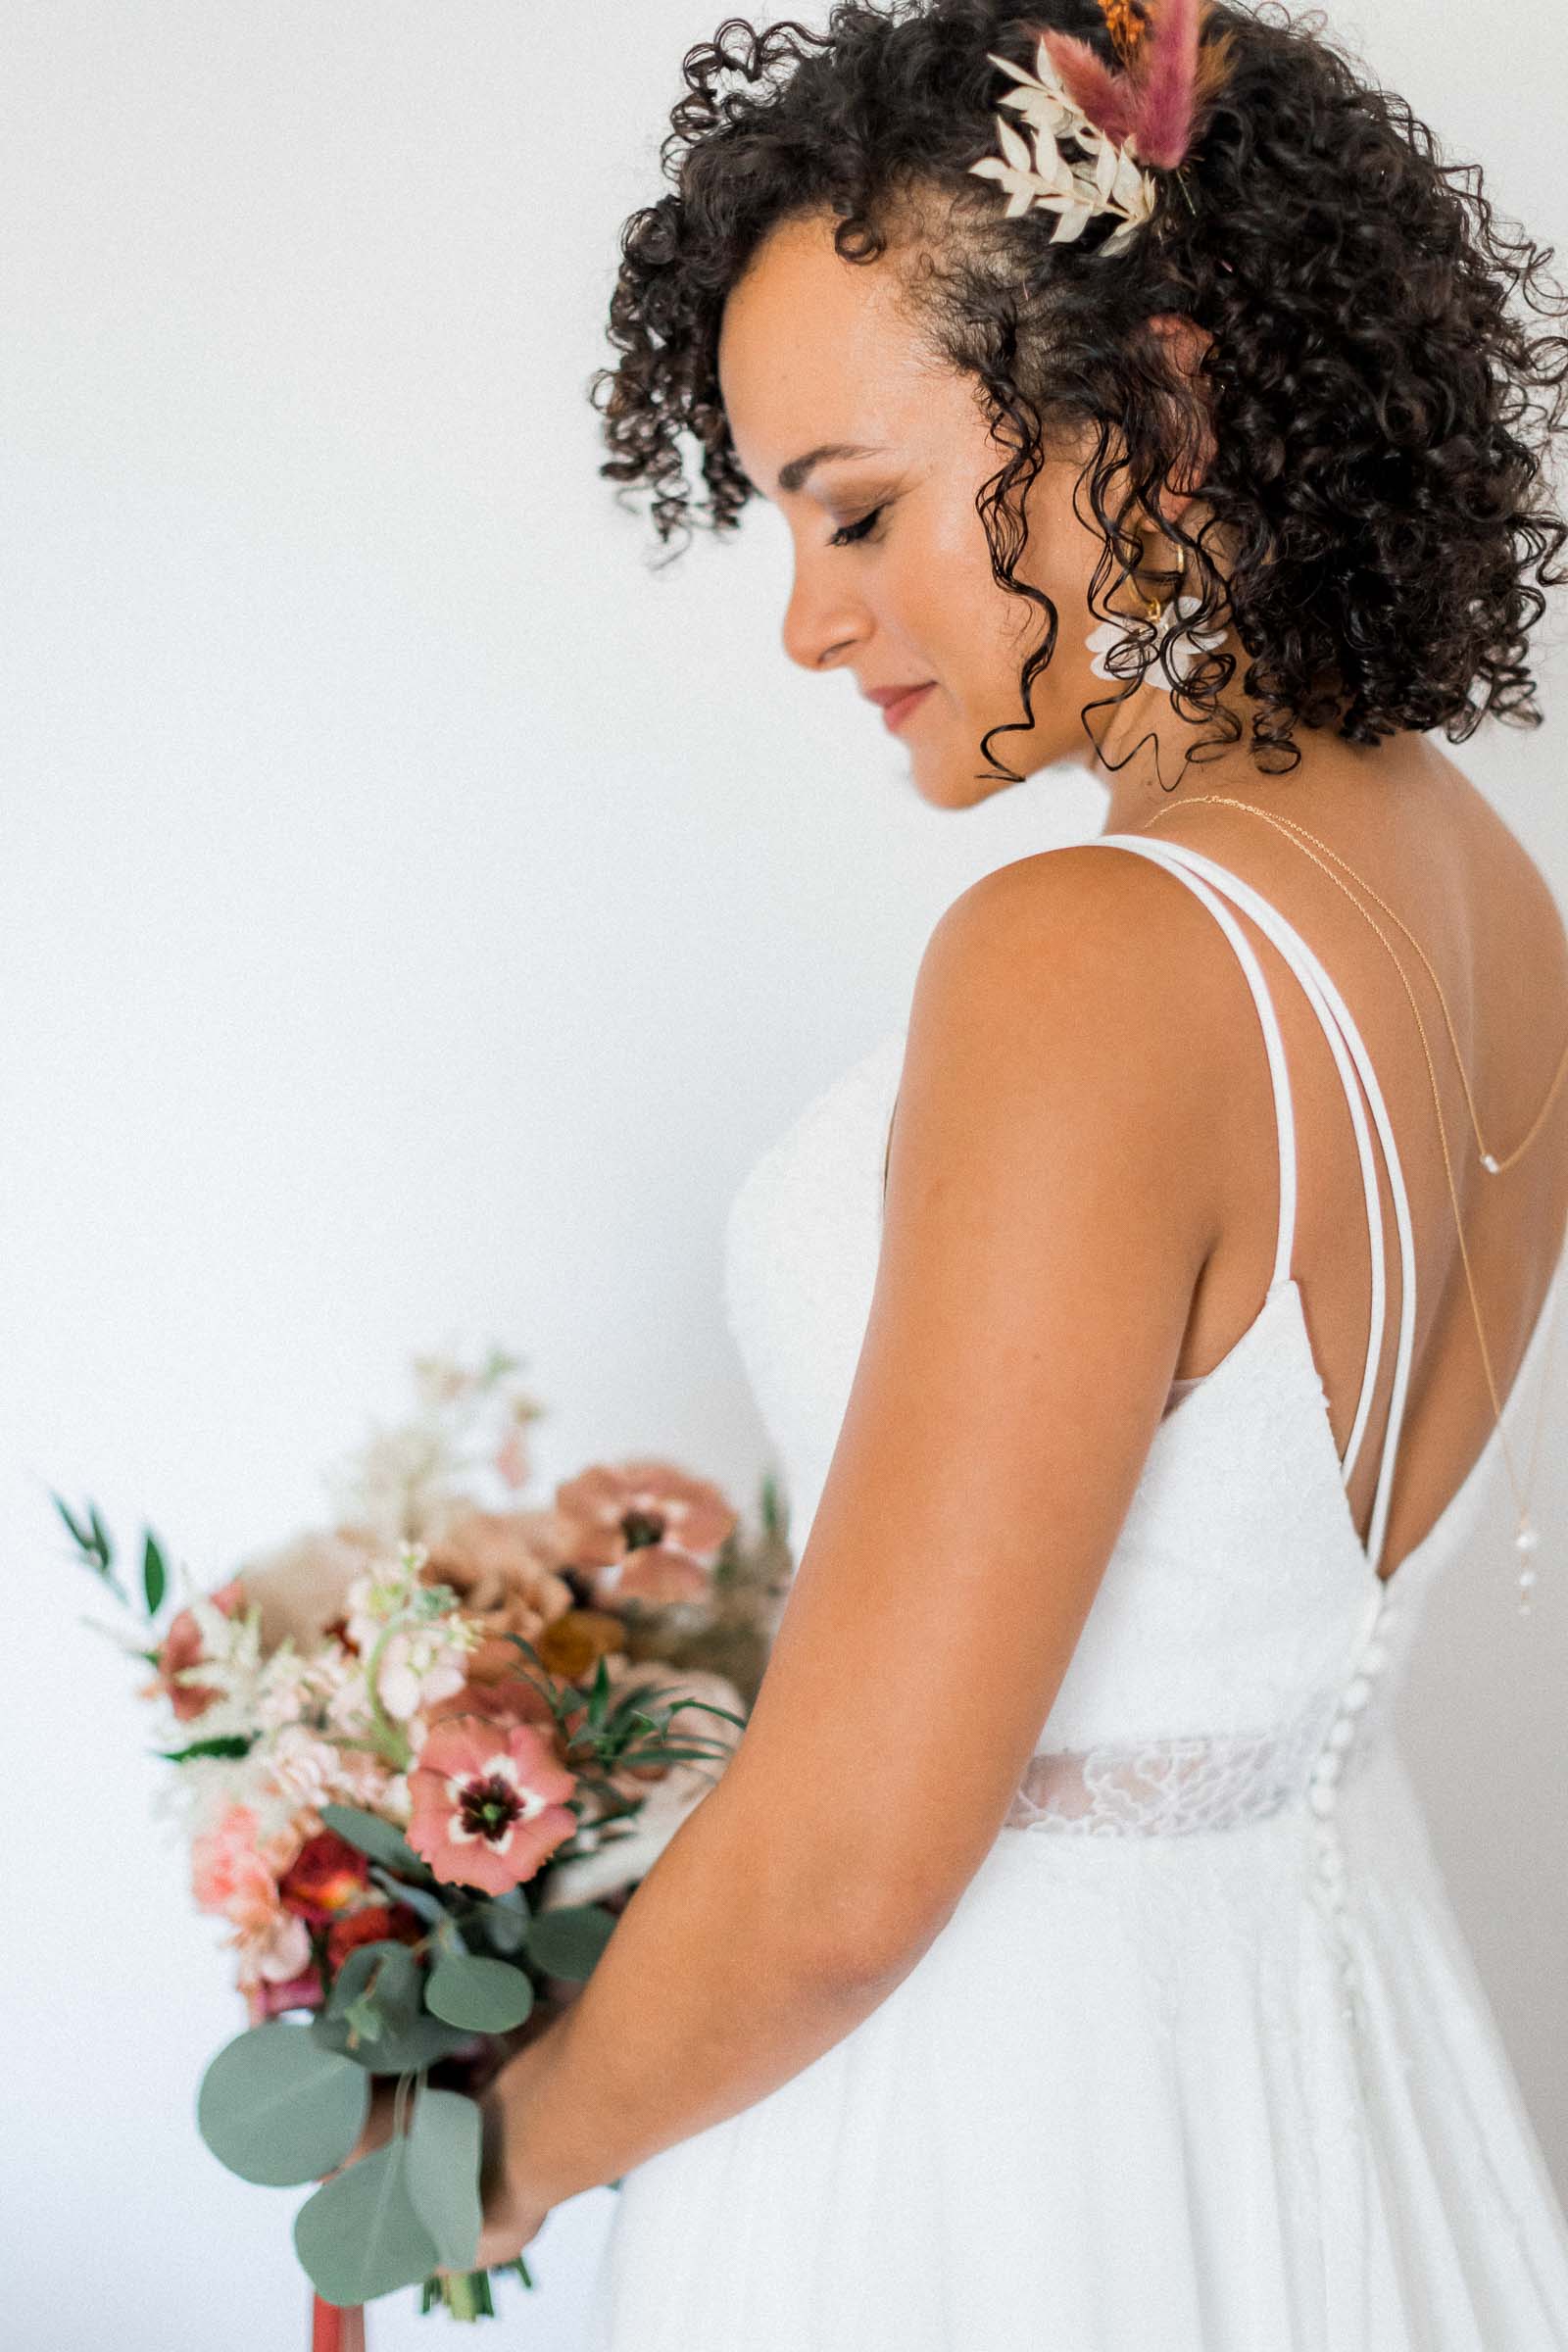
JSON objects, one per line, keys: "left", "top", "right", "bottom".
{"left": 406, "top": 1714, "right": 578, "bottom": 1896}
{"left": 325, "top": 1902, "right": 426, "bottom": 1971}
{"left": 140, "top": 1577, "right": 246, "bottom": 1721}
{"left": 275, "top": 1830, "right": 374, "bottom": 1928}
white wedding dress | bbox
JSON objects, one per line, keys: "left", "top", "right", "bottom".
{"left": 584, "top": 834, "right": 1568, "bottom": 2350}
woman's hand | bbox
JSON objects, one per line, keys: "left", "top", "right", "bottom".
{"left": 322, "top": 2074, "right": 399, "bottom": 2175}
{"left": 436, "top": 2033, "right": 559, "bottom": 2275}
{"left": 321, "top": 2033, "right": 562, "bottom": 2276}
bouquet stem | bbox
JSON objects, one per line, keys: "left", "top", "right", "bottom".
{"left": 428, "top": 2270, "right": 493, "bottom": 2321}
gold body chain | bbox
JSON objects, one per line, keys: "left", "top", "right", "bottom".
{"left": 1134, "top": 792, "right": 1567, "bottom": 1602}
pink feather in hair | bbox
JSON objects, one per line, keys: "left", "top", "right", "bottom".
{"left": 1129, "top": 0, "right": 1200, "bottom": 167}
{"left": 1039, "top": 0, "right": 1204, "bottom": 172}
{"left": 1038, "top": 31, "right": 1141, "bottom": 148}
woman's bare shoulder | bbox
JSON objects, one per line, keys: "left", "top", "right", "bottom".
{"left": 906, "top": 841, "right": 1251, "bottom": 1239}
{"left": 924, "top": 838, "right": 1269, "bottom": 1043}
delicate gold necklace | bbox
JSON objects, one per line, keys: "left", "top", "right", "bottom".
{"left": 1134, "top": 792, "right": 1566, "bottom": 1609}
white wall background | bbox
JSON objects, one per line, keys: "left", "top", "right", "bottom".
{"left": 3, "top": 5, "right": 1565, "bottom": 2345}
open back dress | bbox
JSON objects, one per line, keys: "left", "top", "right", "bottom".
{"left": 584, "top": 833, "right": 1568, "bottom": 2351}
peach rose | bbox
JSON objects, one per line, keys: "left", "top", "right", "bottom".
{"left": 417, "top": 1504, "right": 575, "bottom": 1681}
{"left": 232, "top": 1525, "right": 386, "bottom": 1655}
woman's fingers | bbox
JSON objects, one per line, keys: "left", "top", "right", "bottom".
{"left": 320, "top": 2077, "right": 400, "bottom": 2180}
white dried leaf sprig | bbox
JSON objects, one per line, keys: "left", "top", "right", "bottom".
{"left": 968, "top": 34, "right": 1157, "bottom": 254}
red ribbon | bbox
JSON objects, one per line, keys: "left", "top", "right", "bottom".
{"left": 311, "top": 2292, "right": 366, "bottom": 2352}
{"left": 242, "top": 1985, "right": 368, "bottom": 2350}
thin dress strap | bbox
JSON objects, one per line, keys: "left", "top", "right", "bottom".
{"left": 1086, "top": 841, "right": 1299, "bottom": 1293}
{"left": 1092, "top": 833, "right": 1419, "bottom": 1578}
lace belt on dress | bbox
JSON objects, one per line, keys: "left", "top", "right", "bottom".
{"left": 1003, "top": 1572, "right": 1406, "bottom": 1843}
{"left": 1001, "top": 1575, "right": 1406, "bottom": 2034}
{"left": 1001, "top": 1693, "right": 1350, "bottom": 1837}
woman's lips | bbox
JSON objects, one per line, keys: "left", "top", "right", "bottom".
{"left": 881, "top": 682, "right": 934, "bottom": 732}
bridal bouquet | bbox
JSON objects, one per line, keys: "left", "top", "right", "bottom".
{"left": 60, "top": 1345, "right": 791, "bottom": 2328}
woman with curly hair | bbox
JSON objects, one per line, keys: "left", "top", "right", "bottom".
{"left": 466, "top": 4, "right": 1568, "bottom": 2340}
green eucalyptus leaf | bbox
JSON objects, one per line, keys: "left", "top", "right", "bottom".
{"left": 87, "top": 1501, "right": 114, "bottom": 1564}
{"left": 196, "top": 2022, "right": 368, "bottom": 2187}
{"left": 312, "top": 2007, "right": 475, "bottom": 2073}
{"left": 526, "top": 1903, "right": 618, "bottom": 1982}
{"left": 325, "top": 1940, "right": 421, "bottom": 2030}
{"left": 474, "top": 1891, "right": 529, "bottom": 1957}
{"left": 293, "top": 2138, "right": 440, "bottom": 2308}
{"left": 425, "top": 1952, "right": 535, "bottom": 2034}
{"left": 318, "top": 1802, "right": 435, "bottom": 1881}
{"left": 366, "top": 1866, "right": 450, "bottom": 1927}
{"left": 405, "top": 2087, "right": 483, "bottom": 2273}
{"left": 432, "top": 1914, "right": 468, "bottom": 1961}
{"left": 342, "top": 1993, "right": 384, "bottom": 2045}
{"left": 311, "top": 1941, "right": 430, "bottom": 2059}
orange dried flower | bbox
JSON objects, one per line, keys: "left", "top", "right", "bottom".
{"left": 534, "top": 1607, "right": 626, "bottom": 1682}
{"left": 1098, "top": 0, "right": 1152, "bottom": 67}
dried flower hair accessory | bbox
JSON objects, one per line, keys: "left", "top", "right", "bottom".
{"left": 968, "top": 0, "right": 1234, "bottom": 254}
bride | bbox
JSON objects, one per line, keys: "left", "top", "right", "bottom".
{"left": 452, "top": 2, "right": 1568, "bottom": 2341}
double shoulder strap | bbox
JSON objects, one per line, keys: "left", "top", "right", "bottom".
{"left": 1091, "top": 833, "right": 1419, "bottom": 1578}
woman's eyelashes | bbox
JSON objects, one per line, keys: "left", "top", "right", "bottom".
{"left": 828, "top": 503, "right": 886, "bottom": 549}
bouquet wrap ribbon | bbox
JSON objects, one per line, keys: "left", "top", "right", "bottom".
{"left": 311, "top": 2293, "right": 366, "bottom": 2352}
{"left": 243, "top": 1983, "right": 369, "bottom": 2349}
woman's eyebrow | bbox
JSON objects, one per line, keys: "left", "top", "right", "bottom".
{"left": 771, "top": 440, "right": 888, "bottom": 495}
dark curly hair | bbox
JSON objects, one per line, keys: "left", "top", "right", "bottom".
{"left": 589, "top": 0, "right": 1568, "bottom": 783}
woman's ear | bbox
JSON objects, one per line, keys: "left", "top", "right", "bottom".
{"left": 1144, "top": 311, "right": 1217, "bottom": 507}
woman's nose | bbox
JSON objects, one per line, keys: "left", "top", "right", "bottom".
{"left": 780, "top": 559, "right": 867, "bottom": 674}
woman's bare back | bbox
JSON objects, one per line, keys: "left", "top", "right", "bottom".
{"left": 1141, "top": 739, "right": 1568, "bottom": 1581}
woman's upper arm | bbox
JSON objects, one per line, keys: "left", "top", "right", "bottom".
{"left": 710, "top": 848, "right": 1228, "bottom": 1975}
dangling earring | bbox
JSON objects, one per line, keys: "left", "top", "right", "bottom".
{"left": 1086, "top": 569, "right": 1225, "bottom": 695}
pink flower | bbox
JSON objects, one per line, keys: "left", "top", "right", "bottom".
{"left": 190, "top": 1802, "right": 299, "bottom": 1914}
{"left": 232, "top": 1908, "right": 313, "bottom": 1990}
{"left": 190, "top": 1801, "right": 314, "bottom": 1989}
{"left": 552, "top": 1459, "right": 735, "bottom": 1610}
{"left": 140, "top": 1577, "right": 247, "bottom": 1721}
{"left": 406, "top": 1714, "right": 578, "bottom": 1896}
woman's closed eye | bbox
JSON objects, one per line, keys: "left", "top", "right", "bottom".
{"left": 828, "top": 504, "right": 886, "bottom": 549}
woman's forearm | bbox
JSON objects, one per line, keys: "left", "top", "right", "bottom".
{"left": 492, "top": 1779, "right": 922, "bottom": 2209}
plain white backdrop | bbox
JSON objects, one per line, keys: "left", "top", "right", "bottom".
{"left": 3, "top": 4, "right": 1566, "bottom": 2344}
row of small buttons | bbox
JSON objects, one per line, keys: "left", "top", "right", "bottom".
{"left": 1305, "top": 1581, "right": 1401, "bottom": 2030}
